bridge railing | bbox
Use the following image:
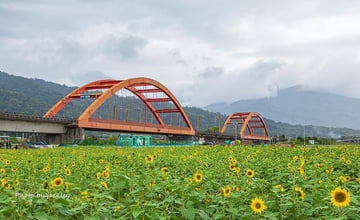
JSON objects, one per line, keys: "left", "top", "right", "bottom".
{"left": 0, "top": 111, "right": 75, "bottom": 123}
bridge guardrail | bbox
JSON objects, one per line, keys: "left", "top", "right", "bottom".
{"left": 0, "top": 111, "right": 75, "bottom": 124}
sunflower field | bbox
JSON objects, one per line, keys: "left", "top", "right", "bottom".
{"left": 0, "top": 145, "right": 360, "bottom": 219}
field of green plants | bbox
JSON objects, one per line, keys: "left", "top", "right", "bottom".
{"left": 1, "top": 145, "right": 359, "bottom": 219}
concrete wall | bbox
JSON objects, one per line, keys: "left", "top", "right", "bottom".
{"left": 0, "top": 119, "right": 66, "bottom": 134}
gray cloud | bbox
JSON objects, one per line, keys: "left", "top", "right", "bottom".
{"left": 104, "top": 36, "right": 147, "bottom": 60}
{"left": 200, "top": 67, "right": 224, "bottom": 78}
{"left": 71, "top": 71, "right": 111, "bottom": 86}
{"left": 0, "top": 0, "right": 360, "bottom": 107}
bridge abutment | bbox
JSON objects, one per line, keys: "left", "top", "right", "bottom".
{"left": 30, "top": 127, "right": 85, "bottom": 145}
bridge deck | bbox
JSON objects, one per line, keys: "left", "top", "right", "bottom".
{"left": 0, "top": 112, "right": 75, "bottom": 124}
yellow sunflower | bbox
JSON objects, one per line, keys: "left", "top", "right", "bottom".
{"left": 229, "top": 164, "right": 236, "bottom": 170}
{"left": 275, "top": 184, "right": 284, "bottom": 192}
{"left": 65, "top": 168, "right": 71, "bottom": 176}
{"left": 3, "top": 182, "right": 10, "bottom": 189}
{"left": 52, "top": 177, "right": 64, "bottom": 186}
{"left": 5, "top": 159, "right": 10, "bottom": 166}
{"left": 293, "top": 156, "right": 298, "bottom": 162}
{"left": 71, "top": 162, "right": 76, "bottom": 166}
{"left": 0, "top": 169, "right": 5, "bottom": 174}
{"left": 193, "top": 172, "right": 203, "bottom": 183}
{"left": 345, "top": 176, "right": 351, "bottom": 181}
{"left": 81, "top": 191, "right": 88, "bottom": 199}
{"left": 295, "top": 187, "right": 305, "bottom": 200}
{"left": 11, "top": 167, "right": 17, "bottom": 172}
{"left": 250, "top": 197, "right": 267, "bottom": 214}
{"left": 331, "top": 187, "right": 350, "bottom": 207}
{"left": 1, "top": 179, "right": 9, "bottom": 187}
{"left": 223, "top": 185, "right": 231, "bottom": 197}
{"left": 317, "top": 180, "right": 323, "bottom": 184}
{"left": 102, "top": 170, "right": 110, "bottom": 179}
{"left": 100, "top": 181, "right": 108, "bottom": 188}
{"left": 356, "top": 178, "right": 360, "bottom": 184}
{"left": 232, "top": 185, "right": 240, "bottom": 192}
{"left": 145, "top": 155, "right": 154, "bottom": 164}
{"left": 339, "top": 176, "right": 346, "bottom": 183}
{"left": 346, "top": 160, "right": 351, "bottom": 165}
{"left": 114, "top": 206, "right": 121, "bottom": 212}
{"left": 96, "top": 172, "right": 101, "bottom": 179}
{"left": 161, "top": 167, "right": 169, "bottom": 175}
{"left": 246, "top": 169, "right": 255, "bottom": 177}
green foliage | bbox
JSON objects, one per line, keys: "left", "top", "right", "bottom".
{"left": 0, "top": 71, "right": 75, "bottom": 115}
{"left": 1, "top": 145, "right": 360, "bottom": 218}
{"left": 205, "top": 126, "right": 220, "bottom": 133}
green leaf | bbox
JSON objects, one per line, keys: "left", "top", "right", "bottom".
{"left": 351, "top": 196, "right": 359, "bottom": 205}
{"left": 179, "top": 207, "right": 196, "bottom": 220}
{"left": 33, "top": 212, "right": 51, "bottom": 220}
{"left": 198, "top": 210, "right": 211, "bottom": 220}
{"left": 132, "top": 209, "right": 143, "bottom": 218}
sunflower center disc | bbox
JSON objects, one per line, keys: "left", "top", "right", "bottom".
{"left": 335, "top": 192, "right": 346, "bottom": 202}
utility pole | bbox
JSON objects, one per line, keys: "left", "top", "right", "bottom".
{"left": 196, "top": 116, "right": 200, "bottom": 131}
{"left": 303, "top": 125, "right": 305, "bottom": 145}
{"left": 234, "top": 123, "right": 237, "bottom": 141}
{"left": 218, "top": 114, "right": 221, "bottom": 133}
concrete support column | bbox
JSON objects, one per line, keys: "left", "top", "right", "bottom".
{"left": 29, "top": 127, "right": 85, "bottom": 145}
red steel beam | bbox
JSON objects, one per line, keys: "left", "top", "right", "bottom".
{"left": 147, "top": 98, "right": 172, "bottom": 102}
{"left": 89, "top": 118, "right": 162, "bottom": 128}
{"left": 156, "top": 109, "right": 180, "bottom": 113}
{"left": 76, "top": 77, "right": 195, "bottom": 136}
{"left": 82, "top": 119, "right": 194, "bottom": 135}
{"left": 248, "top": 120, "right": 263, "bottom": 123}
{"left": 136, "top": 89, "right": 162, "bottom": 93}
{"left": 249, "top": 126, "right": 267, "bottom": 129}
{"left": 131, "top": 83, "right": 150, "bottom": 87}
{"left": 85, "top": 85, "right": 115, "bottom": 90}
{"left": 242, "top": 134, "right": 270, "bottom": 141}
{"left": 226, "top": 122, "right": 244, "bottom": 125}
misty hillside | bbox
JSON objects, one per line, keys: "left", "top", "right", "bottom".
{"left": 206, "top": 86, "right": 360, "bottom": 130}
{"left": 1, "top": 70, "right": 360, "bottom": 138}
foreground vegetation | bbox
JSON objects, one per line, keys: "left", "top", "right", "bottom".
{"left": 0, "top": 145, "right": 359, "bottom": 219}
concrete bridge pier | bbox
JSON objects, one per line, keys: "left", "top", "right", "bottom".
{"left": 30, "top": 127, "right": 85, "bottom": 145}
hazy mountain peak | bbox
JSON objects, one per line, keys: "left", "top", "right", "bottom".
{"left": 205, "top": 86, "right": 360, "bottom": 129}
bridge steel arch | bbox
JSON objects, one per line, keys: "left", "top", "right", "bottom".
{"left": 220, "top": 112, "right": 270, "bottom": 141}
{"left": 44, "top": 77, "right": 195, "bottom": 135}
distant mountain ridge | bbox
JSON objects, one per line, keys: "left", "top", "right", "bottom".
{"left": 205, "top": 86, "right": 360, "bottom": 130}
{"left": 1, "top": 70, "right": 360, "bottom": 138}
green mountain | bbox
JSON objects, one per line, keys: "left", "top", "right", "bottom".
{"left": 1, "top": 70, "right": 360, "bottom": 138}
{"left": 206, "top": 86, "right": 360, "bottom": 130}
{"left": 0, "top": 71, "right": 76, "bottom": 114}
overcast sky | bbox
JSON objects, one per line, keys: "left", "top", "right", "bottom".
{"left": 1, "top": 0, "right": 360, "bottom": 106}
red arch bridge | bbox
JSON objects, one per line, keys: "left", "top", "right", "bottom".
{"left": 0, "top": 77, "right": 271, "bottom": 144}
